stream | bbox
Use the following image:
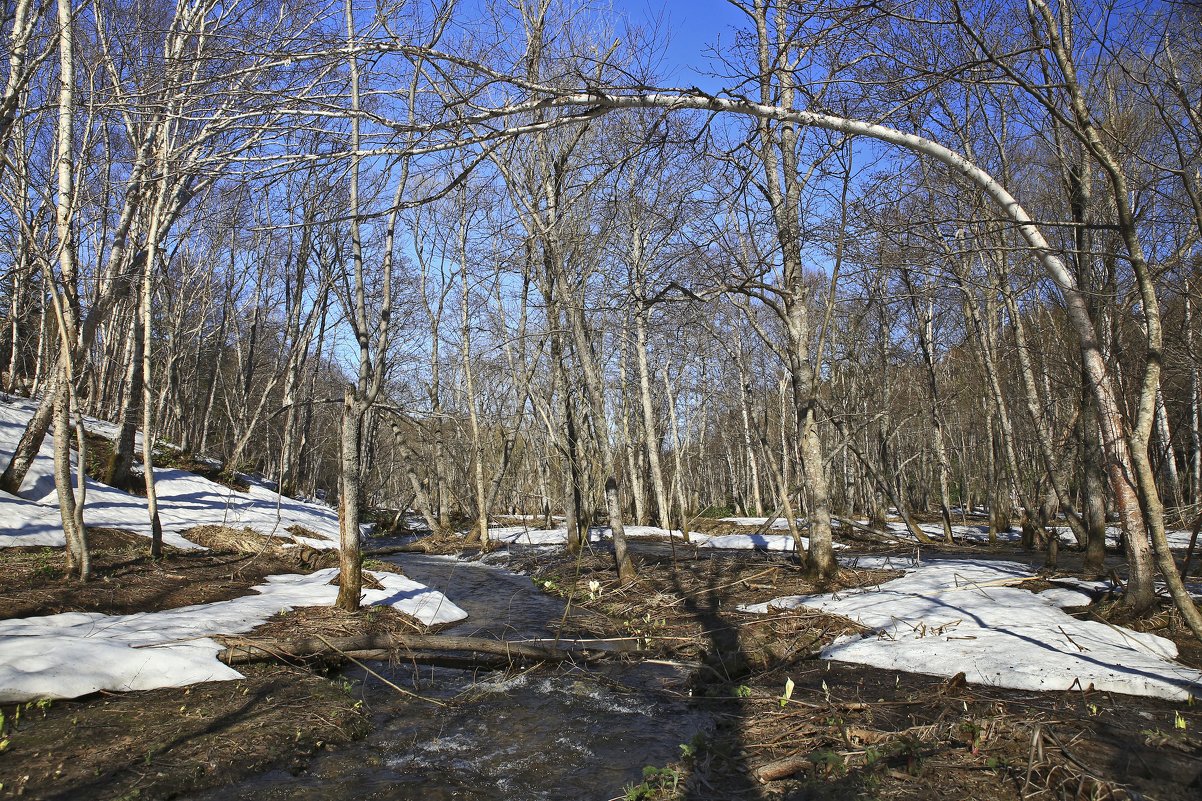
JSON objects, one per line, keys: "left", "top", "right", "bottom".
{"left": 188, "top": 553, "right": 712, "bottom": 801}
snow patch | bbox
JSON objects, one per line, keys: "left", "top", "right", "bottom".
{"left": 719, "top": 517, "right": 799, "bottom": 530}
{"left": 484, "top": 525, "right": 689, "bottom": 546}
{"left": 0, "top": 568, "right": 467, "bottom": 702}
{"left": 742, "top": 558, "right": 1202, "bottom": 700}
{"left": 0, "top": 396, "right": 345, "bottom": 550}
{"left": 698, "top": 533, "right": 845, "bottom": 551}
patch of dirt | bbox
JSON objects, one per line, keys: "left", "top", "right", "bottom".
{"left": 513, "top": 549, "right": 897, "bottom": 675}
{"left": 0, "top": 666, "right": 369, "bottom": 801}
{"left": 225, "top": 603, "right": 432, "bottom": 648}
{"left": 286, "top": 524, "right": 326, "bottom": 542}
{"left": 0, "top": 528, "right": 324, "bottom": 619}
{"left": 678, "top": 659, "right": 1202, "bottom": 801}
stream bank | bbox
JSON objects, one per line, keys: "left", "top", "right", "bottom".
{"left": 5, "top": 541, "right": 1202, "bottom": 800}
{"left": 185, "top": 553, "right": 713, "bottom": 801}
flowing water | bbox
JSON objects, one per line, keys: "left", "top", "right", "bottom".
{"left": 189, "top": 554, "right": 710, "bottom": 801}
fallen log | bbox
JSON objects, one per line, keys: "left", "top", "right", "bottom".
{"left": 754, "top": 755, "right": 810, "bottom": 782}
{"left": 361, "top": 543, "right": 431, "bottom": 556}
{"left": 217, "top": 633, "right": 636, "bottom": 668}
{"left": 511, "top": 636, "right": 643, "bottom": 653}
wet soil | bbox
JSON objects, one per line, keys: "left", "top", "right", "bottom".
{"left": 183, "top": 552, "right": 714, "bottom": 801}
{"left": 506, "top": 544, "right": 1202, "bottom": 800}
{"left": 0, "top": 534, "right": 428, "bottom": 801}
{"left": 3, "top": 534, "right": 1202, "bottom": 800}
{"left": 0, "top": 666, "right": 368, "bottom": 801}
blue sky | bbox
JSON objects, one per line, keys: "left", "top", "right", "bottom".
{"left": 610, "top": 0, "right": 746, "bottom": 91}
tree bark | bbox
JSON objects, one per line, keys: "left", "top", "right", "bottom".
{"left": 635, "top": 302, "right": 670, "bottom": 529}
{"left": 335, "top": 392, "right": 364, "bottom": 610}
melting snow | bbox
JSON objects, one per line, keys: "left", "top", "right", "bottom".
{"left": 742, "top": 558, "right": 1202, "bottom": 700}
{"left": 0, "top": 396, "right": 344, "bottom": 549}
{"left": 485, "top": 522, "right": 839, "bottom": 553}
{"left": 484, "top": 525, "right": 689, "bottom": 546}
{"left": 0, "top": 568, "right": 467, "bottom": 702}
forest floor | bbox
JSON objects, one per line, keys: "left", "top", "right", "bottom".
{"left": 3, "top": 518, "right": 1202, "bottom": 800}
{"left": 509, "top": 533, "right": 1202, "bottom": 801}
{"left": 0, "top": 526, "right": 339, "bottom": 620}
{"left": 0, "top": 528, "right": 449, "bottom": 801}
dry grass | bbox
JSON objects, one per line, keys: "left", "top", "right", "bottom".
{"left": 0, "top": 526, "right": 334, "bottom": 619}
{"left": 223, "top": 602, "right": 433, "bottom": 646}
{"left": 184, "top": 524, "right": 295, "bottom": 553}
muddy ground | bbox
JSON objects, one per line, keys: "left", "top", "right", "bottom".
{"left": 514, "top": 540, "right": 1202, "bottom": 801}
{"left": 2, "top": 529, "right": 1201, "bottom": 800}
{"left": 0, "top": 529, "right": 404, "bottom": 801}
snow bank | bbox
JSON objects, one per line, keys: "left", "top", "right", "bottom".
{"left": 698, "top": 533, "right": 845, "bottom": 551}
{"left": 719, "top": 517, "right": 799, "bottom": 530}
{"left": 0, "top": 396, "right": 344, "bottom": 550}
{"left": 484, "top": 521, "right": 843, "bottom": 553}
{"left": 0, "top": 568, "right": 467, "bottom": 702}
{"left": 486, "top": 526, "right": 585, "bottom": 546}
{"left": 879, "top": 518, "right": 1196, "bottom": 549}
{"left": 742, "top": 558, "right": 1202, "bottom": 700}
{"left": 879, "top": 521, "right": 1073, "bottom": 544}
{"left": 837, "top": 553, "right": 922, "bottom": 571}
{"left": 484, "top": 524, "right": 688, "bottom": 546}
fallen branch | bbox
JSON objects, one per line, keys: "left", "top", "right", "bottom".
{"left": 217, "top": 632, "right": 639, "bottom": 668}
{"left": 362, "top": 543, "right": 432, "bottom": 556}
{"left": 312, "top": 633, "right": 446, "bottom": 706}
{"left": 511, "top": 636, "right": 643, "bottom": 653}
{"left": 833, "top": 516, "right": 906, "bottom": 545}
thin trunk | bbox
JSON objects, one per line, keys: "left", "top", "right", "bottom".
{"left": 737, "top": 356, "right": 764, "bottom": 516}
{"left": 903, "top": 272, "right": 954, "bottom": 543}
{"left": 460, "top": 256, "right": 488, "bottom": 545}
{"left": 336, "top": 393, "right": 364, "bottom": 610}
{"left": 556, "top": 339, "right": 586, "bottom": 553}
{"left": 663, "top": 371, "right": 690, "bottom": 543}
{"left": 1154, "top": 387, "right": 1185, "bottom": 524}
{"left": 1080, "top": 372, "right": 1109, "bottom": 576}
{"left": 50, "top": 0, "right": 87, "bottom": 578}
{"left": 635, "top": 304, "right": 670, "bottom": 529}
{"left": 429, "top": 336, "right": 451, "bottom": 532}
{"left": 619, "top": 342, "right": 646, "bottom": 524}
{"left": 1, "top": 374, "right": 56, "bottom": 494}
{"left": 53, "top": 371, "right": 87, "bottom": 578}
{"left": 1188, "top": 293, "right": 1202, "bottom": 507}
{"left": 559, "top": 289, "right": 635, "bottom": 581}
{"left": 104, "top": 311, "right": 142, "bottom": 489}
